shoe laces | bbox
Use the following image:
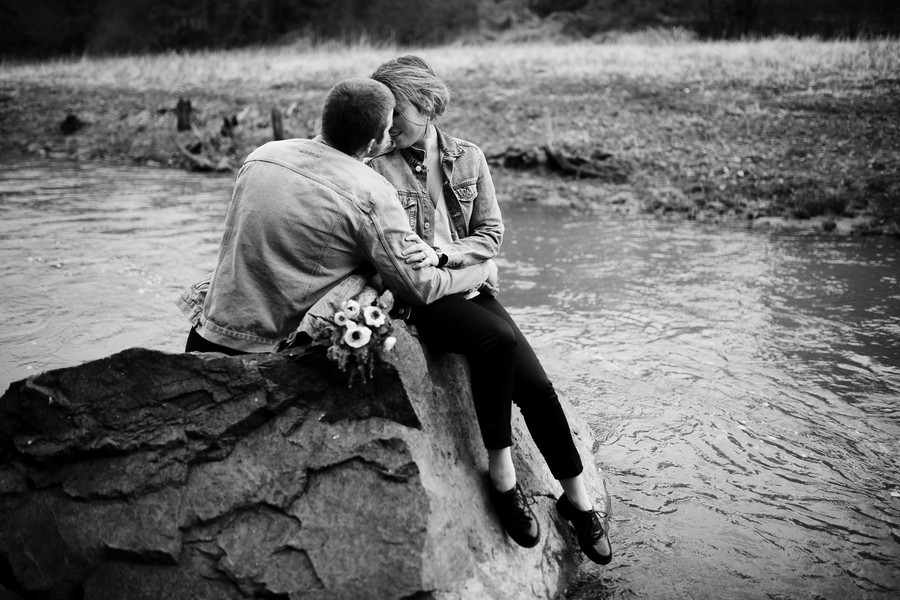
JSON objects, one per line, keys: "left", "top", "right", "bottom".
{"left": 506, "top": 485, "right": 535, "bottom": 526}
{"left": 573, "top": 507, "right": 606, "bottom": 542}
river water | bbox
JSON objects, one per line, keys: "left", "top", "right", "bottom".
{"left": 1, "top": 161, "right": 898, "bottom": 599}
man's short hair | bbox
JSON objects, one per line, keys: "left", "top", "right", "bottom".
{"left": 321, "top": 78, "right": 394, "bottom": 155}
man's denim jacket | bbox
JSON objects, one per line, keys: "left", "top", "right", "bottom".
{"left": 176, "top": 137, "right": 490, "bottom": 353}
{"left": 367, "top": 128, "right": 504, "bottom": 270}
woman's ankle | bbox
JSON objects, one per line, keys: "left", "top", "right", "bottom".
{"left": 487, "top": 447, "right": 516, "bottom": 492}
{"left": 560, "top": 476, "right": 593, "bottom": 511}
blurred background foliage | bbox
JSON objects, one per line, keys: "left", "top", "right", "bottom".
{"left": 2, "top": 0, "right": 898, "bottom": 58}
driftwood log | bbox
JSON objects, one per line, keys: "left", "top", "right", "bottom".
{"left": 172, "top": 102, "right": 291, "bottom": 172}
{"left": 220, "top": 115, "right": 238, "bottom": 138}
{"left": 487, "top": 144, "right": 631, "bottom": 183}
{"left": 175, "top": 124, "right": 235, "bottom": 172}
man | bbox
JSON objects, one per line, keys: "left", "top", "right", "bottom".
{"left": 178, "top": 78, "right": 493, "bottom": 354}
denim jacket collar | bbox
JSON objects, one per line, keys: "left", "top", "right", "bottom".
{"left": 435, "top": 128, "right": 464, "bottom": 159}
{"left": 394, "top": 127, "right": 463, "bottom": 169}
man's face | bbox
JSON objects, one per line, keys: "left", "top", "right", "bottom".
{"left": 367, "top": 108, "right": 394, "bottom": 157}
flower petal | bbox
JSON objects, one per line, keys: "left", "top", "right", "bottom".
{"left": 363, "top": 305, "right": 386, "bottom": 327}
{"left": 342, "top": 299, "right": 361, "bottom": 319}
{"left": 343, "top": 325, "right": 372, "bottom": 348}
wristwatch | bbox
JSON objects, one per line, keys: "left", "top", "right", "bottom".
{"left": 434, "top": 248, "right": 449, "bottom": 268}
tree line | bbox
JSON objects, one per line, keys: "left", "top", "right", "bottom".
{"left": 537, "top": 0, "right": 900, "bottom": 38}
{"left": 2, "top": 0, "right": 897, "bottom": 58}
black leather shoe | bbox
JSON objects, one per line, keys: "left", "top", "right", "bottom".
{"left": 489, "top": 482, "right": 541, "bottom": 548}
{"left": 556, "top": 494, "right": 612, "bottom": 564}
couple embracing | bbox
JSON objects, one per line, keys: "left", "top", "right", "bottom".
{"left": 177, "top": 55, "right": 612, "bottom": 565}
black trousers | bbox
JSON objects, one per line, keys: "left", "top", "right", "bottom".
{"left": 184, "top": 327, "right": 247, "bottom": 356}
{"left": 410, "top": 292, "right": 583, "bottom": 480}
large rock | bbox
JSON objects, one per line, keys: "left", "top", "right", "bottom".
{"left": 0, "top": 322, "right": 609, "bottom": 600}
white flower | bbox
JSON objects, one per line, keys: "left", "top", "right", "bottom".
{"left": 343, "top": 325, "right": 372, "bottom": 349}
{"left": 334, "top": 311, "right": 348, "bottom": 326}
{"left": 382, "top": 336, "right": 397, "bottom": 352}
{"left": 363, "top": 305, "right": 386, "bottom": 327}
{"left": 342, "top": 299, "right": 361, "bottom": 319}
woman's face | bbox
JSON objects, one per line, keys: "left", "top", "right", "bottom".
{"left": 389, "top": 101, "right": 429, "bottom": 150}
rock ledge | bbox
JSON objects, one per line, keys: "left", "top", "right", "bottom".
{"left": 0, "top": 323, "right": 609, "bottom": 600}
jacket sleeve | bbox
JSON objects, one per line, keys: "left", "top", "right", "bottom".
{"left": 357, "top": 186, "right": 489, "bottom": 306}
{"left": 441, "top": 145, "right": 504, "bottom": 269}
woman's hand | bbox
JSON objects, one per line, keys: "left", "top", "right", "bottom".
{"left": 484, "top": 259, "right": 498, "bottom": 288}
{"left": 479, "top": 259, "right": 500, "bottom": 297}
{"left": 400, "top": 234, "right": 439, "bottom": 270}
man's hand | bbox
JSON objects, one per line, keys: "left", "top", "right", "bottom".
{"left": 400, "top": 234, "right": 439, "bottom": 270}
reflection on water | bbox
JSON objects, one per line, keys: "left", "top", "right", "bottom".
{"left": 1, "top": 161, "right": 898, "bottom": 599}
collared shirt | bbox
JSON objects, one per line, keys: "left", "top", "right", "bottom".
{"left": 178, "top": 137, "right": 490, "bottom": 352}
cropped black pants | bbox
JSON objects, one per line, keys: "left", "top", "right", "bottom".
{"left": 410, "top": 292, "right": 583, "bottom": 480}
{"left": 185, "top": 327, "right": 247, "bottom": 355}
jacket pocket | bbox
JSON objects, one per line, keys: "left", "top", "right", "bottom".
{"left": 397, "top": 191, "right": 419, "bottom": 230}
{"left": 452, "top": 182, "right": 478, "bottom": 203}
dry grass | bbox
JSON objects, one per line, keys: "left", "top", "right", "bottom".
{"left": 2, "top": 37, "right": 897, "bottom": 92}
{"left": 2, "top": 36, "right": 898, "bottom": 233}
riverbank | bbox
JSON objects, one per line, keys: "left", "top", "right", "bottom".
{"left": 1, "top": 39, "right": 898, "bottom": 234}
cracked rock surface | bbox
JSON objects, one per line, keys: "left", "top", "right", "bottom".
{"left": 0, "top": 322, "right": 609, "bottom": 600}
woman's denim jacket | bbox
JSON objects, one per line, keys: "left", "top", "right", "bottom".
{"left": 367, "top": 128, "right": 504, "bottom": 270}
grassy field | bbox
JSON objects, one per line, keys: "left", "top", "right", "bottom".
{"left": 1, "top": 37, "right": 898, "bottom": 233}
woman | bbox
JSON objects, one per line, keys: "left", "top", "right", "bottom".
{"left": 368, "top": 55, "right": 612, "bottom": 564}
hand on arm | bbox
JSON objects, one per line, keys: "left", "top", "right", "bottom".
{"left": 360, "top": 189, "right": 489, "bottom": 305}
{"left": 400, "top": 234, "right": 439, "bottom": 270}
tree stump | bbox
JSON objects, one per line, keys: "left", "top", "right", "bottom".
{"left": 272, "top": 107, "right": 284, "bottom": 141}
{"left": 175, "top": 97, "right": 192, "bottom": 132}
{"left": 59, "top": 114, "right": 85, "bottom": 135}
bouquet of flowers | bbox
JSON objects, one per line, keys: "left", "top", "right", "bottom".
{"left": 321, "top": 289, "right": 397, "bottom": 386}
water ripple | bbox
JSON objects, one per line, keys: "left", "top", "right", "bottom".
{"left": 1, "top": 162, "right": 898, "bottom": 598}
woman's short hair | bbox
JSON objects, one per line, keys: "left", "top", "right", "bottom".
{"left": 321, "top": 78, "right": 394, "bottom": 155}
{"left": 371, "top": 55, "right": 451, "bottom": 118}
